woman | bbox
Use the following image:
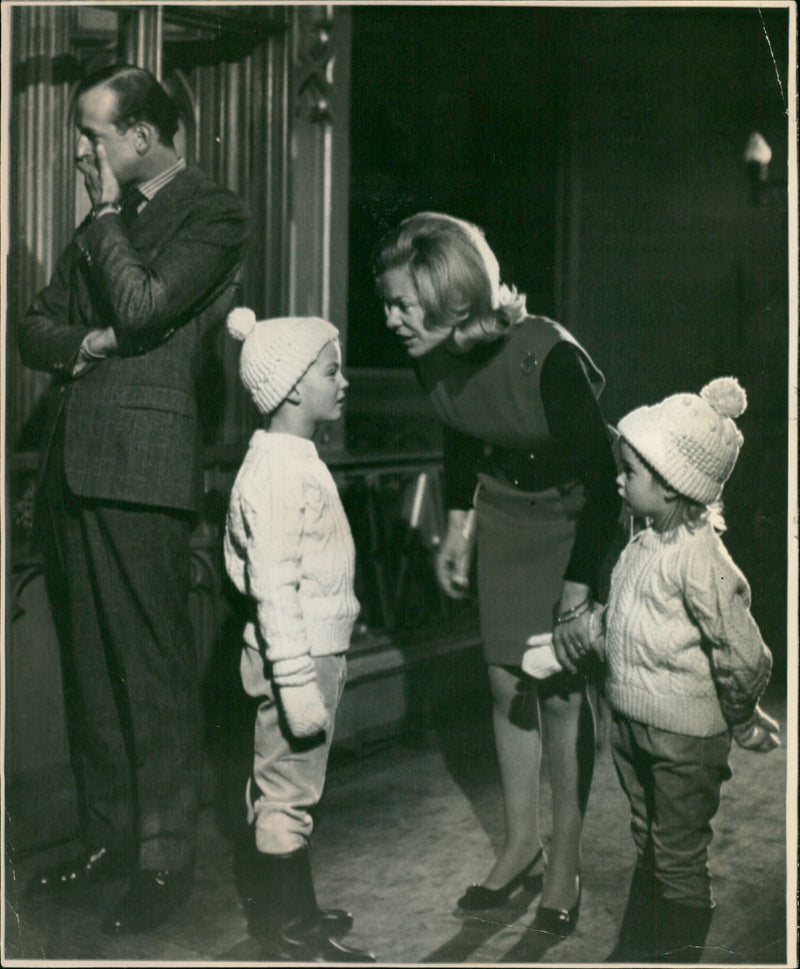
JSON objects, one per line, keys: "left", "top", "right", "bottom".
{"left": 373, "top": 212, "right": 620, "bottom": 936}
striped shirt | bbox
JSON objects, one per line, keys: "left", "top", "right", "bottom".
{"left": 135, "top": 156, "right": 187, "bottom": 212}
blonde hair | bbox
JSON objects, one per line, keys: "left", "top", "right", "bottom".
{"left": 373, "top": 212, "right": 527, "bottom": 344}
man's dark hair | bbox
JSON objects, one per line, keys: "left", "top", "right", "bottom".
{"left": 76, "top": 64, "right": 179, "bottom": 146}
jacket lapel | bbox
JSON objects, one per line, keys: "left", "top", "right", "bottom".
{"left": 126, "top": 166, "right": 204, "bottom": 247}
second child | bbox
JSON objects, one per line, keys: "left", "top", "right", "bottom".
{"left": 224, "top": 308, "right": 375, "bottom": 963}
{"left": 599, "top": 377, "right": 779, "bottom": 963}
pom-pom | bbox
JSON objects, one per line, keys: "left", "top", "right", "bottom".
{"left": 226, "top": 307, "right": 257, "bottom": 341}
{"left": 701, "top": 377, "right": 747, "bottom": 419}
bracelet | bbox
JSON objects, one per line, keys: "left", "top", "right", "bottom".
{"left": 554, "top": 598, "right": 592, "bottom": 626}
{"left": 92, "top": 201, "right": 121, "bottom": 219}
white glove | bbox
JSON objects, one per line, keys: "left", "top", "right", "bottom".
{"left": 278, "top": 680, "right": 329, "bottom": 738}
{"left": 522, "top": 634, "right": 563, "bottom": 679}
{"left": 273, "top": 655, "right": 329, "bottom": 738}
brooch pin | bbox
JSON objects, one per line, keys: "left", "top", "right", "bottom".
{"left": 520, "top": 351, "right": 536, "bottom": 375}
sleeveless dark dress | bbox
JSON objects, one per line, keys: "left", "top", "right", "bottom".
{"left": 415, "top": 316, "right": 619, "bottom": 666}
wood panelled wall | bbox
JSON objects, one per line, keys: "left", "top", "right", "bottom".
{"left": 6, "top": 3, "right": 351, "bottom": 454}
{"left": 7, "top": 6, "right": 75, "bottom": 452}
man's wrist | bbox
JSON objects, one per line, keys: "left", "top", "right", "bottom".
{"left": 92, "top": 201, "right": 121, "bottom": 220}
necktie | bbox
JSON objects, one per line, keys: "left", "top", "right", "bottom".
{"left": 120, "top": 188, "right": 145, "bottom": 226}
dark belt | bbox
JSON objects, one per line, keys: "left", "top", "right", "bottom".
{"left": 484, "top": 444, "right": 575, "bottom": 493}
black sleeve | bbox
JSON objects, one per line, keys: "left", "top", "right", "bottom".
{"left": 442, "top": 423, "right": 483, "bottom": 510}
{"left": 540, "top": 341, "right": 622, "bottom": 597}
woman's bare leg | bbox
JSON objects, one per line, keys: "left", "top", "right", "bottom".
{"left": 539, "top": 684, "right": 594, "bottom": 909}
{"left": 480, "top": 664, "right": 545, "bottom": 889}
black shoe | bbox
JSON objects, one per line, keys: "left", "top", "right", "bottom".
{"left": 533, "top": 875, "right": 582, "bottom": 938}
{"left": 101, "top": 868, "right": 193, "bottom": 935}
{"left": 279, "top": 916, "right": 376, "bottom": 963}
{"left": 522, "top": 848, "right": 548, "bottom": 896}
{"left": 605, "top": 861, "right": 658, "bottom": 962}
{"left": 653, "top": 899, "right": 713, "bottom": 963}
{"left": 28, "top": 846, "right": 131, "bottom": 894}
{"left": 320, "top": 907, "right": 354, "bottom": 937}
{"left": 456, "top": 847, "right": 545, "bottom": 913}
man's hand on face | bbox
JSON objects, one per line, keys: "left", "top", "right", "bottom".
{"left": 77, "top": 143, "right": 121, "bottom": 209}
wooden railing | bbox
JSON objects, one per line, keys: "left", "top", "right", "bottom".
{"left": 7, "top": 444, "right": 483, "bottom": 787}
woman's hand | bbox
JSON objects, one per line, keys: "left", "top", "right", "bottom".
{"left": 435, "top": 509, "right": 475, "bottom": 599}
{"left": 552, "top": 581, "right": 594, "bottom": 674}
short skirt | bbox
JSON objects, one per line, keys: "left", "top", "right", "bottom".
{"left": 475, "top": 472, "right": 585, "bottom": 667}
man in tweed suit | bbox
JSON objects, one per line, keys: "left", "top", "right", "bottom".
{"left": 18, "top": 65, "right": 248, "bottom": 934}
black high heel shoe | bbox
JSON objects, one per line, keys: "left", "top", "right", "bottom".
{"left": 521, "top": 848, "right": 547, "bottom": 895}
{"left": 533, "top": 875, "right": 581, "bottom": 938}
{"left": 456, "top": 847, "right": 545, "bottom": 913}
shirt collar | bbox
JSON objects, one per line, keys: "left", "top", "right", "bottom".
{"left": 137, "top": 156, "right": 186, "bottom": 202}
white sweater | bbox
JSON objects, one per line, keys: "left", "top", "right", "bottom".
{"left": 604, "top": 522, "right": 772, "bottom": 737}
{"left": 224, "top": 431, "right": 360, "bottom": 669}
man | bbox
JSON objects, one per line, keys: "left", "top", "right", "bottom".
{"left": 17, "top": 64, "right": 248, "bottom": 934}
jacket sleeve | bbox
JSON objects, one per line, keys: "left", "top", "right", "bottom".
{"left": 684, "top": 534, "right": 773, "bottom": 726}
{"left": 75, "top": 191, "right": 247, "bottom": 356}
{"left": 241, "top": 468, "right": 310, "bottom": 666}
{"left": 541, "top": 341, "right": 622, "bottom": 596}
{"left": 17, "top": 234, "right": 93, "bottom": 374}
{"left": 442, "top": 423, "right": 483, "bottom": 510}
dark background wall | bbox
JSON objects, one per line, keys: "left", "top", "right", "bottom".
{"left": 347, "top": 5, "right": 557, "bottom": 367}
{"left": 345, "top": 5, "right": 791, "bottom": 672}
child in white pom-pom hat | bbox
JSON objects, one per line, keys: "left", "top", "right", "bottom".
{"left": 223, "top": 308, "right": 375, "bottom": 963}
{"left": 597, "top": 377, "right": 779, "bottom": 964}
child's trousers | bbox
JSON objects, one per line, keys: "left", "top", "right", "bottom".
{"left": 610, "top": 712, "right": 732, "bottom": 907}
{"left": 241, "top": 647, "right": 347, "bottom": 855}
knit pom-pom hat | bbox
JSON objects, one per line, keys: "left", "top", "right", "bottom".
{"left": 617, "top": 377, "right": 747, "bottom": 504}
{"left": 226, "top": 308, "right": 339, "bottom": 415}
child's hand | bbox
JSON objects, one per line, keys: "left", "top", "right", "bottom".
{"left": 733, "top": 706, "right": 780, "bottom": 752}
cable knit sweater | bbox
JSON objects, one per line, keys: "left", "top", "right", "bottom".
{"left": 224, "top": 431, "right": 360, "bottom": 678}
{"left": 604, "top": 522, "right": 772, "bottom": 737}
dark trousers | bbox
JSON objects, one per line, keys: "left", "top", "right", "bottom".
{"left": 611, "top": 712, "right": 732, "bottom": 907}
{"left": 40, "top": 427, "right": 201, "bottom": 871}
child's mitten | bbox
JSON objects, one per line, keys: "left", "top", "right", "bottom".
{"left": 273, "top": 655, "right": 329, "bottom": 738}
{"left": 733, "top": 704, "right": 780, "bottom": 752}
{"left": 279, "top": 681, "right": 329, "bottom": 738}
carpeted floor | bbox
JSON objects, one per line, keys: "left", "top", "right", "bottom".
{"left": 2, "top": 682, "right": 791, "bottom": 966}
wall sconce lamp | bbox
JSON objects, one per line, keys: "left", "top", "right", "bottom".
{"left": 743, "top": 131, "right": 772, "bottom": 206}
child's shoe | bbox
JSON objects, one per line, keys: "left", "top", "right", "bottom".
{"left": 279, "top": 915, "right": 376, "bottom": 963}
{"left": 243, "top": 844, "right": 376, "bottom": 962}
{"left": 605, "top": 861, "right": 657, "bottom": 962}
{"left": 654, "top": 899, "right": 713, "bottom": 963}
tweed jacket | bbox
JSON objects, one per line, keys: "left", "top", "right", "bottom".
{"left": 18, "top": 165, "right": 248, "bottom": 513}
